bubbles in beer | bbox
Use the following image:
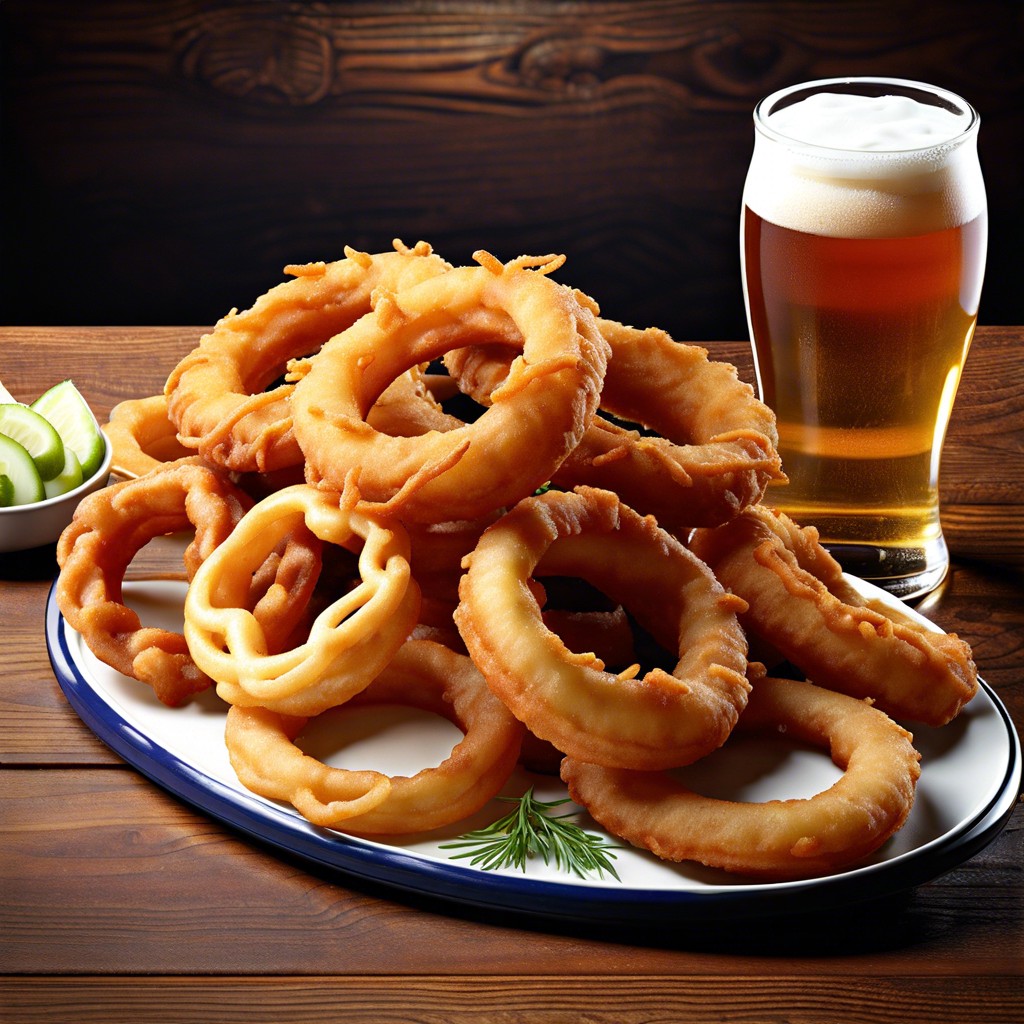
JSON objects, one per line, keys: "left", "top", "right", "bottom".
{"left": 740, "top": 80, "right": 988, "bottom": 597}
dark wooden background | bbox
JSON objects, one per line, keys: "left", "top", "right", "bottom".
{"left": 2, "top": 1, "right": 1022, "bottom": 341}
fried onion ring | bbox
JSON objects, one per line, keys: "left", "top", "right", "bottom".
{"left": 184, "top": 482, "right": 420, "bottom": 716}
{"left": 454, "top": 486, "right": 751, "bottom": 770}
{"left": 100, "top": 394, "right": 309, "bottom": 506}
{"left": 445, "top": 317, "right": 783, "bottom": 532}
{"left": 55, "top": 459, "right": 252, "bottom": 706}
{"left": 224, "top": 639, "right": 524, "bottom": 833}
{"left": 689, "top": 505, "right": 978, "bottom": 726}
{"left": 562, "top": 673, "right": 922, "bottom": 880}
{"left": 290, "top": 252, "right": 610, "bottom": 523}
{"left": 102, "top": 394, "right": 193, "bottom": 479}
{"left": 165, "top": 240, "right": 450, "bottom": 473}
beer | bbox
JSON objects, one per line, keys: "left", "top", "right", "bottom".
{"left": 741, "top": 80, "right": 987, "bottom": 598}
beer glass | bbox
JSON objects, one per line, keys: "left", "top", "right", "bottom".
{"left": 741, "top": 78, "right": 987, "bottom": 600}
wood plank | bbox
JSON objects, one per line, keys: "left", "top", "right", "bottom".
{"left": 2, "top": 2, "right": 1021, "bottom": 335}
{"left": 2, "top": 768, "right": 1021, "bottom": 976}
{"left": 941, "top": 328, "right": 1024, "bottom": 505}
{"left": 3, "top": 975, "right": 1022, "bottom": 1024}
{"left": 3, "top": 327, "right": 1020, "bottom": 505}
{"left": 0, "top": 326, "right": 201, "bottom": 420}
{"left": 942, "top": 504, "right": 1024, "bottom": 568}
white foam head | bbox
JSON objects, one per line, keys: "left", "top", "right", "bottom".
{"left": 743, "top": 79, "right": 986, "bottom": 238}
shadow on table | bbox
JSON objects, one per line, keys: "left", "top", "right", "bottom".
{"left": 2, "top": 542, "right": 59, "bottom": 582}
{"left": 268, "top": 837, "right": 995, "bottom": 959}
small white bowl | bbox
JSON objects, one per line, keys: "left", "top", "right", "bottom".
{"left": 0, "top": 434, "right": 113, "bottom": 553}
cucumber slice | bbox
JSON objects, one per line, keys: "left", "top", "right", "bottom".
{"left": 0, "top": 433, "right": 46, "bottom": 505}
{"left": 0, "top": 474, "right": 14, "bottom": 507}
{"left": 30, "top": 380, "right": 105, "bottom": 480}
{"left": 43, "top": 447, "right": 84, "bottom": 498}
{"left": 0, "top": 402, "right": 66, "bottom": 481}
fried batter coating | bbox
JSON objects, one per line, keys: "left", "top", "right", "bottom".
{"left": 165, "top": 240, "right": 450, "bottom": 473}
{"left": 562, "top": 674, "right": 922, "bottom": 880}
{"left": 56, "top": 460, "right": 252, "bottom": 706}
{"left": 455, "top": 486, "right": 751, "bottom": 770}
{"left": 185, "top": 482, "right": 420, "bottom": 716}
{"left": 690, "top": 505, "right": 978, "bottom": 725}
{"left": 102, "top": 394, "right": 193, "bottom": 479}
{"left": 290, "top": 252, "right": 610, "bottom": 523}
{"left": 446, "top": 317, "right": 784, "bottom": 533}
{"left": 225, "top": 639, "right": 524, "bottom": 833}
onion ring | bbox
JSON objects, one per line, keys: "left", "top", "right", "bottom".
{"left": 520, "top": 602, "right": 638, "bottom": 776}
{"left": 404, "top": 513, "right": 500, "bottom": 617}
{"left": 223, "top": 639, "right": 524, "bottom": 833}
{"left": 562, "top": 673, "right": 922, "bottom": 881}
{"left": 184, "top": 481, "right": 420, "bottom": 716}
{"left": 454, "top": 486, "right": 751, "bottom": 770}
{"left": 165, "top": 240, "right": 450, "bottom": 473}
{"left": 242, "top": 518, "right": 326, "bottom": 656}
{"left": 55, "top": 459, "right": 253, "bottom": 706}
{"left": 689, "top": 505, "right": 978, "bottom": 726}
{"left": 290, "top": 251, "right": 610, "bottom": 523}
{"left": 445, "top": 317, "right": 783, "bottom": 532}
{"left": 102, "top": 394, "right": 193, "bottom": 479}
{"left": 100, "top": 395, "right": 310, "bottom": 507}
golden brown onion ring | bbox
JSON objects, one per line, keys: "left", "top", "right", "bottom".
{"left": 445, "top": 317, "right": 783, "bottom": 532}
{"left": 225, "top": 704, "right": 392, "bottom": 827}
{"left": 454, "top": 486, "right": 751, "bottom": 770}
{"left": 689, "top": 505, "right": 978, "bottom": 726}
{"left": 519, "top": 603, "right": 638, "bottom": 776}
{"left": 165, "top": 240, "right": 450, "bottom": 473}
{"left": 184, "top": 482, "right": 420, "bottom": 716}
{"left": 100, "top": 391, "right": 311, "bottom": 504}
{"left": 562, "top": 673, "right": 922, "bottom": 881}
{"left": 224, "top": 639, "right": 524, "bottom": 833}
{"left": 242, "top": 518, "right": 325, "bottom": 656}
{"left": 290, "top": 252, "right": 610, "bottom": 523}
{"left": 102, "top": 394, "right": 193, "bottom": 479}
{"left": 55, "top": 460, "right": 252, "bottom": 706}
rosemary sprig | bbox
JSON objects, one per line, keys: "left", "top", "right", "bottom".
{"left": 440, "top": 787, "right": 621, "bottom": 880}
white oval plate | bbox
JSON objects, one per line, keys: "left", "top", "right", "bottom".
{"left": 46, "top": 576, "right": 1021, "bottom": 924}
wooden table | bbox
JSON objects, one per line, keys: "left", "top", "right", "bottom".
{"left": 3, "top": 326, "right": 1022, "bottom": 1023}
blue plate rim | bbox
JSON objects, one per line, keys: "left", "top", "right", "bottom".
{"left": 45, "top": 578, "right": 1022, "bottom": 924}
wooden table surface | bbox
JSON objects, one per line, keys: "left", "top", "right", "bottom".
{"left": 2, "top": 325, "right": 1022, "bottom": 1024}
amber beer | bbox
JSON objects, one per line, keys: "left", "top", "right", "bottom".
{"left": 741, "top": 79, "right": 987, "bottom": 599}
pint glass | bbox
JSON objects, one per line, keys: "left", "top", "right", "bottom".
{"left": 741, "top": 78, "right": 987, "bottom": 600}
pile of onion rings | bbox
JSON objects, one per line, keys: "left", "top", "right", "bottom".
{"left": 53, "top": 238, "right": 979, "bottom": 879}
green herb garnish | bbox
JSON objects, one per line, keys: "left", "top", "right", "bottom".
{"left": 440, "top": 787, "right": 620, "bottom": 880}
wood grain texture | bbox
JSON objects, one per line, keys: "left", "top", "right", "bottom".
{"left": 3, "top": 975, "right": 1023, "bottom": 1024}
{"left": 2, "top": 771, "right": 1021, "bottom": 976}
{"left": 3, "top": 326, "right": 1020, "bottom": 501}
{"left": 1, "top": 326, "right": 1021, "bottom": 1021}
{"left": 2, "top": 1, "right": 1022, "bottom": 339}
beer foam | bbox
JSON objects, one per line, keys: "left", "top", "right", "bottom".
{"left": 767, "top": 92, "right": 970, "bottom": 151}
{"left": 744, "top": 88, "right": 986, "bottom": 238}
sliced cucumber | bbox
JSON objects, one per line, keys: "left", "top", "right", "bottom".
{"left": 30, "top": 380, "right": 105, "bottom": 480}
{"left": 0, "top": 474, "right": 14, "bottom": 507}
{"left": 0, "top": 403, "right": 66, "bottom": 481}
{"left": 43, "top": 447, "right": 84, "bottom": 498}
{"left": 0, "top": 433, "right": 46, "bottom": 505}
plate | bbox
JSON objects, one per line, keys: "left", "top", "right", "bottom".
{"left": 46, "top": 576, "right": 1021, "bottom": 924}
